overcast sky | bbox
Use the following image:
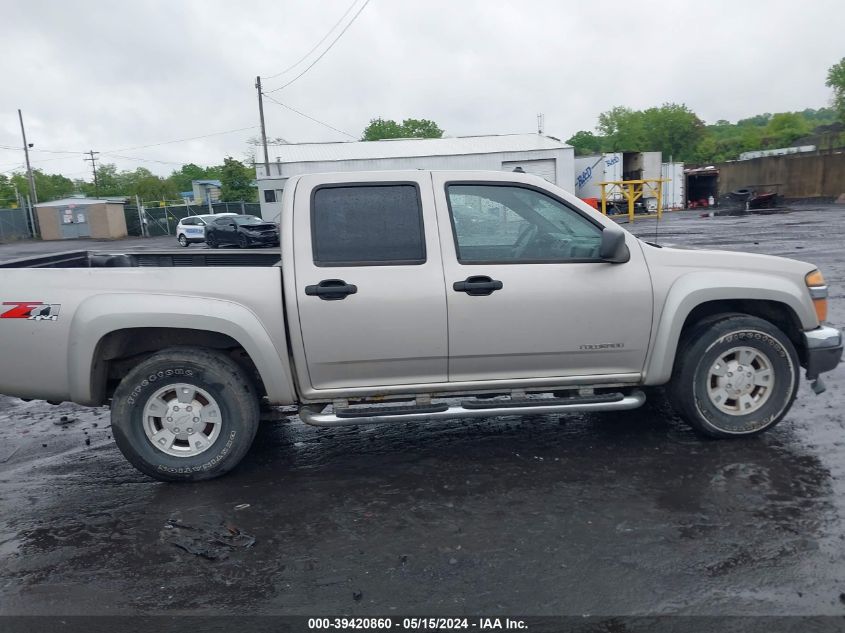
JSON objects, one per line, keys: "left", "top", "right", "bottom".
{"left": 1, "top": 0, "right": 842, "bottom": 179}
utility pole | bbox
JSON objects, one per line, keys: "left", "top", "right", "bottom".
{"left": 84, "top": 150, "right": 100, "bottom": 196}
{"left": 18, "top": 109, "right": 37, "bottom": 204}
{"left": 537, "top": 113, "right": 545, "bottom": 135}
{"left": 135, "top": 194, "right": 146, "bottom": 237}
{"left": 255, "top": 76, "right": 270, "bottom": 178}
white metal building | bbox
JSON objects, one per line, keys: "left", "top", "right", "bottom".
{"left": 256, "top": 134, "right": 575, "bottom": 220}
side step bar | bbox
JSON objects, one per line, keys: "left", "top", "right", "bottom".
{"left": 299, "top": 390, "right": 646, "bottom": 427}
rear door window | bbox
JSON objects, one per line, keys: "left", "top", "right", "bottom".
{"left": 311, "top": 184, "right": 426, "bottom": 266}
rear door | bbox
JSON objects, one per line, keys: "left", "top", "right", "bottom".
{"left": 432, "top": 172, "right": 653, "bottom": 382}
{"left": 293, "top": 173, "right": 448, "bottom": 390}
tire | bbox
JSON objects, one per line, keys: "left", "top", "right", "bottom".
{"left": 178, "top": 234, "right": 189, "bottom": 247}
{"left": 206, "top": 233, "right": 218, "bottom": 248}
{"left": 239, "top": 234, "right": 250, "bottom": 249}
{"left": 668, "top": 314, "right": 799, "bottom": 438}
{"left": 111, "top": 347, "right": 260, "bottom": 482}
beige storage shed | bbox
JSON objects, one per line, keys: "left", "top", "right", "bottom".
{"left": 35, "top": 197, "right": 128, "bottom": 240}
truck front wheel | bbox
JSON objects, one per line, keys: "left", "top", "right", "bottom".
{"left": 111, "top": 347, "right": 260, "bottom": 481}
{"left": 668, "top": 315, "right": 799, "bottom": 438}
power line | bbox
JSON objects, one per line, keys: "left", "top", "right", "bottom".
{"left": 100, "top": 152, "right": 189, "bottom": 166}
{"left": 0, "top": 143, "right": 85, "bottom": 155}
{"left": 262, "top": 0, "right": 361, "bottom": 81}
{"left": 29, "top": 155, "right": 87, "bottom": 165}
{"left": 261, "top": 93, "right": 356, "bottom": 139}
{"left": 3, "top": 125, "right": 258, "bottom": 170}
{"left": 264, "top": 0, "right": 371, "bottom": 94}
{"left": 104, "top": 125, "right": 259, "bottom": 153}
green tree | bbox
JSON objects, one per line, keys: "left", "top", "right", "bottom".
{"left": 596, "top": 106, "right": 646, "bottom": 151}
{"left": 362, "top": 118, "right": 403, "bottom": 140}
{"left": 398, "top": 118, "right": 443, "bottom": 138}
{"left": 11, "top": 170, "right": 76, "bottom": 202}
{"left": 166, "top": 163, "right": 225, "bottom": 193}
{"left": 763, "top": 112, "right": 811, "bottom": 147}
{"left": 87, "top": 163, "right": 120, "bottom": 196}
{"left": 0, "top": 174, "right": 19, "bottom": 207}
{"left": 691, "top": 135, "right": 720, "bottom": 163}
{"left": 825, "top": 57, "right": 845, "bottom": 122}
{"left": 361, "top": 117, "right": 443, "bottom": 141}
{"left": 219, "top": 157, "right": 256, "bottom": 202}
{"left": 126, "top": 168, "right": 179, "bottom": 201}
{"left": 74, "top": 164, "right": 179, "bottom": 201}
{"left": 566, "top": 130, "right": 603, "bottom": 155}
{"left": 640, "top": 104, "right": 704, "bottom": 161}
{"left": 168, "top": 163, "right": 209, "bottom": 193}
{"left": 596, "top": 104, "right": 703, "bottom": 160}
{"left": 737, "top": 113, "right": 772, "bottom": 127}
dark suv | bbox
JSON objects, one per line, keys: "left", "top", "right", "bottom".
{"left": 205, "top": 215, "right": 280, "bottom": 248}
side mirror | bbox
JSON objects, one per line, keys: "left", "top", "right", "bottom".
{"left": 229, "top": 222, "right": 237, "bottom": 228}
{"left": 599, "top": 225, "right": 630, "bottom": 263}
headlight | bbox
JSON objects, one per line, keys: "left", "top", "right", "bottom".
{"left": 805, "top": 270, "right": 828, "bottom": 322}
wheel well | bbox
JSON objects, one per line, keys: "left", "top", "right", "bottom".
{"left": 92, "top": 327, "right": 266, "bottom": 404}
{"left": 679, "top": 299, "right": 806, "bottom": 364}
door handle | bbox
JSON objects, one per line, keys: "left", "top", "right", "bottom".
{"left": 453, "top": 275, "right": 503, "bottom": 296}
{"left": 305, "top": 279, "right": 358, "bottom": 300}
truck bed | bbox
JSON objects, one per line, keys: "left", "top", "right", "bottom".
{"left": 0, "top": 249, "right": 282, "bottom": 268}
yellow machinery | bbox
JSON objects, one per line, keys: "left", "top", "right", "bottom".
{"left": 598, "top": 178, "right": 668, "bottom": 223}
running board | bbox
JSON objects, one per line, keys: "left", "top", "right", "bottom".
{"left": 299, "top": 390, "right": 646, "bottom": 427}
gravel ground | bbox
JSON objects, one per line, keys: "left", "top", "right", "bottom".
{"left": 0, "top": 204, "right": 844, "bottom": 618}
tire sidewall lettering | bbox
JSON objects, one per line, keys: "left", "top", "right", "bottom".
{"left": 123, "top": 367, "right": 236, "bottom": 472}
{"left": 693, "top": 328, "right": 795, "bottom": 434}
{"left": 127, "top": 368, "right": 194, "bottom": 406}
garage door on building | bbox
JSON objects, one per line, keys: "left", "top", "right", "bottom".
{"left": 501, "top": 159, "right": 557, "bottom": 184}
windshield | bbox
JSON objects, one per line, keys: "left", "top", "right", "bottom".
{"left": 233, "top": 216, "right": 265, "bottom": 226}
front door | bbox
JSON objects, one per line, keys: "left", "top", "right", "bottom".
{"left": 293, "top": 173, "right": 448, "bottom": 390}
{"left": 432, "top": 174, "right": 653, "bottom": 382}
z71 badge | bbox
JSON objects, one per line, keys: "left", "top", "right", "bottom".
{"left": 1, "top": 302, "right": 62, "bottom": 321}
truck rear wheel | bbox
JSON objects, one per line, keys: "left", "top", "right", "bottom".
{"left": 668, "top": 314, "right": 799, "bottom": 438}
{"left": 111, "top": 347, "right": 260, "bottom": 481}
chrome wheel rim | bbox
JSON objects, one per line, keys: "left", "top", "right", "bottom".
{"left": 706, "top": 346, "right": 774, "bottom": 415}
{"left": 142, "top": 383, "right": 222, "bottom": 457}
{"left": 178, "top": 235, "right": 187, "bottom": 246}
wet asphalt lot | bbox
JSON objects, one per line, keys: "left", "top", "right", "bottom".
{"left": 0, "top": 206, "right": 844, "bottom": 618}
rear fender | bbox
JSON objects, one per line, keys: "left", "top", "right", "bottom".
{"left": 68, "top": 293, "right": 296, "bottom": 405}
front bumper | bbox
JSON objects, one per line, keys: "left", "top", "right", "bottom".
{"left": 245, "top": 233, "right": 279, "bottom": 246}
{"left": 803, "top": 325, "right": 843, "bottom": 379}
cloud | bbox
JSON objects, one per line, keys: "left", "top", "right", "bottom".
{"left": 2, "top": 0, "right": 842, "bottom": 178}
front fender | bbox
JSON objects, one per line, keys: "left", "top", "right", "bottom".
{"left": 68, "top": 293, "right": 296, "bottom": 405}
{"left": 643, "top": 271, "right": 817, "bottom": 385}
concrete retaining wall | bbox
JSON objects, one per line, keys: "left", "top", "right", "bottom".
{"left": 717, "top": 152, "right": 845, "bottom": 198}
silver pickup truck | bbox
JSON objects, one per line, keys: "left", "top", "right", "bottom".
{"left": 0, "top": 170, "right": 841, "bottom": 481}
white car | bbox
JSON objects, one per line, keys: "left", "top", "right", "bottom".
{"left": 176, "top": 213, "right": 238, "bottom": 247}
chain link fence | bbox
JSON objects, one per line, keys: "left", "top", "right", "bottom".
{"left": 123, "top": 202, "right": 261, "bottom": 237}
{"left": 0, "top": 207, "right": 34, "bottom": 242}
